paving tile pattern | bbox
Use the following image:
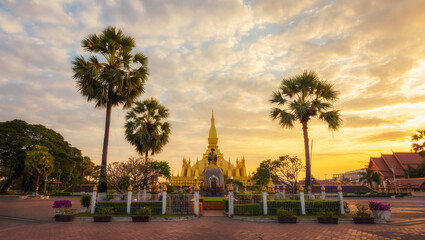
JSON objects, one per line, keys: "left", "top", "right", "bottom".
{"left": 0, "top": 196, "right": 424, "bottom": 240}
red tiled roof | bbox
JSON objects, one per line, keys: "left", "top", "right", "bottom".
{"left": 396, "top": 178, "right": 425, "bottom": 188}
{"left": 393, "top": 152, "right": 423, "bottom": 168}
{"left": 381, "top": 154, "right": 404, "bottom": 177}
{"left": 369, "top": 157, "right": 393, "bottom": 178}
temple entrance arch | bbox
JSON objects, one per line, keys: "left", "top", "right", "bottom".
{"left": 211, "top": 178, "right": 217, "bottom": 196}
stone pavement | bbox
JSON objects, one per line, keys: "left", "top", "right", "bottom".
{"left": 0, "top": 196, "right": 425, "bottom": 240}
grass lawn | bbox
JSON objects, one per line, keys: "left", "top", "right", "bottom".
{"left": 202, "top": 197, "right": 225, "bottom": 202}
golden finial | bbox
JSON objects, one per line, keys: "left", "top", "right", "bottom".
{"left": 194, "top": 182, "right": 200, "bottom": 192}
{"left": 307, "top": 186, "right": 311, "bottom": 191}
{"left": 163, "top": 185, "right": 167, "bottom": 192}
{"left": 128, "top": 185, "right": 133, "bottom": 192}
{"left": 93, "top": 185, "right": 98, "bottom": 192}
{"left": 337, "top": 184, "right": 342, "bottom": 192}
{"left": 299, "top": 185, "right": 304, "bottom": 192}
{"left": 229, "top": 184, "right": 234, "bottom": 192}
{"left": 144, "top": 185, "right": 146, "bottom": 189}
{"left": 262, "top": 186, "right": 267, "bottom": 192}
{"left": 282, "top": 185, "right": 285, "bottom": 190}
{"left": 321, "top": 185, "right": 325, "bottom": 191}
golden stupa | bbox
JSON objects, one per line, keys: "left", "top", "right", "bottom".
{"left": 170, "top": 111, "right": 252, "bottom": 187}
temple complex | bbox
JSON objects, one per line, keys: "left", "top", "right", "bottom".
{"left": 170, "top": 112, "right": 252, "bottom": 193}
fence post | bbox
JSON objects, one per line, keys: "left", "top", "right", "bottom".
{"left": 262, "top": 186, "right": 268, "bottom": 215}
{"left": 127, "top": 185, "right": 133, "bottom": 214}
{"left": 299, "top": 186, "right": 306, "bottom": 215}
{"left": 228, "top": 184, "right": 234, "bottom": 217}
{"left": 338, "top": 185, "right": 344, "bottom": 215}
{"left": 308, "top": 185, "right": 312, "bottom": 199}
{"left": 321, "top": 185, "right": 326, "bottom": 200}
{"left": 162, "top": 186, "right": 167, "bottom": 215}
{"left": 91, "top": 185, "right": 97, "bottom": 214}
{"left": 137, "top": 187, "right": 140, "bottom": 201}
{"left": 194, "top": 182, "right": 200, "bottom": 217}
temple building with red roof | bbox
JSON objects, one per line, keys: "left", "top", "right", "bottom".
{"left": 368, "top": 152, "right": 425, "bottom": 190}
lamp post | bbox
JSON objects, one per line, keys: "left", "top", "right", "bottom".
{"left": 390, "top": 166, "right": 398, "bottom": 195}
{"left": 43, "top": 177, "right": 48, "bottom": 194}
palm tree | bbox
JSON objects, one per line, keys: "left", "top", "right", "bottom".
{"left": 270, "top": 70, "right": 342, "bottom": 188}
{"left": 72, "top": 26, "right": 149, "bottom": 192}
{"left": 125, "top": 98, "right": 171, "bottom": 162}
{"left": 359, "top": 168, "right": 382, "bottom": 190}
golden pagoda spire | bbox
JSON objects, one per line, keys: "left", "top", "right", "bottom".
{"left": 208, "top": 110, "right": 218, "bottom": 148}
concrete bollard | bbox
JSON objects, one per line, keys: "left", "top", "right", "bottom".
{"left": 338, "top": 185, "right": 344, "bottom": 215}
{"left": 127, "top": 185, "right": 133, "bottom": 214}
{"left": 262, "top": 186, "right": 268, "bottom": 215}
{"left": 228, "top": 184, "right": 234, "bottom": 217}
{"left": 91, "top": 185, "right": 98, "bottom": 214}
{"left": 162, "top": 186, "right": 167, "bottom": 215}
{"left": 299, "top": 186, "right": 306, "bottom": 215}
{"left": 321, "top": 185, "right": 326, "bottom": 200}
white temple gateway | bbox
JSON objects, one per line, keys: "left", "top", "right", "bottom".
{"left": 169, "top": 112, "right": 252, "bottom": 193}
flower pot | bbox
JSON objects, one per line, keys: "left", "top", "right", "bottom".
{"left": 131, "top": 216, "right": 150, "bottom": 222}
{"left": 18, "top": 196, "right": 28, "bottom": 200}
{"left": 317, "top": 217, "right": 338, "bottom": 224}
{"left": 372, "top": 210, "right": 391, "bottom": 222}
{"left": 277, "top": 217, "right": 297, "bottom": 223}
{"left": 93, "top": 216, "right": 112, "bottom": 222}
{"left": 353, "top": 217, "right": 374, "bottom": 224}
{"left": 54, "top": 215, "right": 74, "bottom": 222}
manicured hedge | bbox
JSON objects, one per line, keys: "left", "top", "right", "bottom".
{"left": 267, "top": 200, "right": 339, "bottom": 215}
{"left": 95, "top": 201, "right": 162, "bottom": 215}
{"left": 234, "top": 203, "right": 262, "bottom": 216}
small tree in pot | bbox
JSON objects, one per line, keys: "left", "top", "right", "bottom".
{"left": 317, "top": 211, "right": 338, "bottom": 224}
{"left": 94, "top": 207, "right": 114, "bottom": 222}
{"left": 80, "top": 194, "right": 92, "bottom": 212}
{"left": 353, "top": 204, "right": 374, "bottom": 224}
{"left": 132, "top": 207, "right": 151, "bottom": 222}
{"left": 277, "top": 208, "right": 297, "bottom": 223}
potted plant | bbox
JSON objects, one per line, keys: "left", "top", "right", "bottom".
{"left": 132, "top": 207, "right": 151, "bottom": 222}
{"left": 18, "top": 193, "right": 28, "bottom": 200}
{"left": 369, "top": 201, "right": 391, "bottom": 222}
{"left": 277, "top": 208, "right": 297, "bottom": 223}
{"left": 93, "top": 207, "right": 114, "bottom": 222}
{"left": 44, "top": 191, "right": 50, "bottom": 199}
{"left": 353, "top": 204, "right": 374, "bottom": 224}
{"left": 317, "top": 211, "right": 338, "bottom": 224}
{"left": 80, "top": 194, "right": 92, "bottom": 212}
{"left": 52, "top": 200, "right": 75, "bottom": 222}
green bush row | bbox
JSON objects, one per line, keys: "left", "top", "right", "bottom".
{"left": 95, "top": 201, "right": 162, "bottom": 215}
{"left": 234, "top": 203, "right": 262, "bottom": 216}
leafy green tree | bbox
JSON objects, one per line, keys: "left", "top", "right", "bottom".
{"left": 25, "top": 145, "right": 54, "bottom": 196}
{"left": 107, "top": 157, "right": 170, "bottom": 193}
{"left": 270, "top": 70, "right": 342, "bottom": 187}
{"left": 72, "top": 26, "right": 149, "bottom": 192}
{"left": 275, "top": 155, "right": 304, "bottom": 194}
{"left": 0, "top": 120, "right": 85, "bottom": 193}
{"left": 252, "top": 159, "right": 280, "bottom": 186}
{"left": 404, "top": 161, "right": 425, "bottom": 178}
{"left": 125, "top": 98, "right": 171, "bottom": 162}
{"left": 359, "top": 168, "right": 382, "bottom": 189}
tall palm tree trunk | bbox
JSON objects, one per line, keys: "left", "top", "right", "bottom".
{"left": 99, "top": 90, "right": 113, "bottom": 193}
{"left": 302, "top": 121, "right": 311, "bottom": 188}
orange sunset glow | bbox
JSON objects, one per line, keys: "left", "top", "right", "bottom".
{"left": 1, "top": 0, "right": 425, "bottom": 179}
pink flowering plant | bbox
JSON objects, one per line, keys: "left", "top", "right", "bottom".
{"left": 52, "top": 200, "right": 75, "bottom": 215}
{"left": 369, "top": 201, "right": 390, "bottom": 211}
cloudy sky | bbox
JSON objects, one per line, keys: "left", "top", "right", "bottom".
{"left": 1, "top": 0, "right": 425, "bottom": 179}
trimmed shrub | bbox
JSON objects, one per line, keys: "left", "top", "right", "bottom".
{"left": 80, "top": 194, "right": 92, "bottom": 208}
{"left": 234, "top": 203, "right": 262, "bottom": 216}
{"left": 96, "top": 201, "right": 162, "bottom": 215}
{"left": 267, "top": 200, "right": 339, "bottom": 215}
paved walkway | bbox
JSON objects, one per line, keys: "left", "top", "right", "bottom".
{"left": 0, "top": 196, "right": 424, "bottom": 240}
